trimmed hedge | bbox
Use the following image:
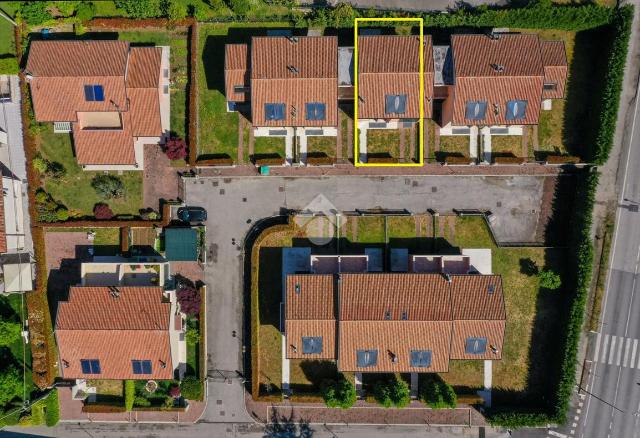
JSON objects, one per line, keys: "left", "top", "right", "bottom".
{"left": 82, "top": 404, "right": 127, "bottom": 413}
{"left": 487, "top": 171, "right": 599, "bottom": 427}
{"left": 125, "top": 380, "right": 135, "bottom": 411}
{"left": 0, "top": 57, "right": 20, "bottom": 74}
{"left": 592, "top": 5, "right": 633, "bottom": 165}
{"left": 419, "top": 375, "right": 457, "bottom": 409}
{"left": 545, "top": 155, "right": 581, "bottom": 164}
{"left": 45, "top": 390, "right": 59, "bottom": 427}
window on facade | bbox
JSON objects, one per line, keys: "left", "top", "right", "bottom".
{"left": 356, "top": 349, "right": 378, "bottom": 368}
{"left": 84, "top": 85, "right": 104, "bottom": 102}
{"left": 384, "top": 94, "right": 407, "bottom": 114}
{"left": 132, "top": 360, "right": 153, "bottom": 374}
{"left": 465, "top": 337, "right": 488, "bottom": 355}
{"left": 302, "top": 336, "right": 323, "bottom": 354}
{"left": 265, "top": 103, "right": 286, "bottom": 121}
{"left": 80, "top": 359, "right": 101, "bottom": 374}
{"left": 305, "top": 102, "right": 326, "bottom": 121}
{"left": 505, "top": 100, "right": 527, "bottom": 120}
{"left": 543, "top": 83, "right": 557, "bottom": 91}
{"left": 409, "top": 350, "right": 432, "bottom": 368}
{"left": 464, "top": 101, "right": 487, "bottom": 120}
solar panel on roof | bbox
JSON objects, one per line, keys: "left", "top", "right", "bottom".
{"left": 384, "top": 94, "right": 407, "bottom": 114}
{"left": 465, "top": 337, "right": 488, "bottom": 354}
{"left": 356, "top": 349, "right": 378, "bottom": 368}
{"left": 265, "top": 103, "right": 286, "bottom": 120}
{"left": 302, "top": 336, "right": 323, "bottom": 354}
{"left": 132, "top": 359, "right": 153, "bottom": 374}
{"left": 505, "top": 100, "right": 527, "bottom": 120}
{"left": 80, "top": 359, "right": 101, "bottom": 374}
{"left": 305, "top": 102, "right": 326, "bottom": 121}
{"left": 465, "top": 100, "right": 487, "bottom": 120}
{"left": 410, "top": 350, "right": 432, "bottom": 368}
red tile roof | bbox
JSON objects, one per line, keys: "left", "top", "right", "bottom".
{"left": 26, "top": 40, "right": 163, "bottom": 166}
{"left": 250, "top": 37, "right": 338, "bottom": 127}
{"left": 340, "top": 273, "right": 452, "bottom": 321}
{"left": 126, "top": 47, "right": 162, "bottom": 88}
{"left": 357, "top": 35, "right": 434, "bottom": 119}
{"left": 225, "top": 44, "right": 250, "bottom": 103}
{"left": 25, "top": 40, "right": 129, "bottom": 77}
{"left": 450, "top": 275, "right": 505, "bottom": 320}
{"left": 450, "top": 320, "right": 505, "bottom": 360}
{"left": 56, "top": 286, "right": 174, "bottom": 380}
{"left": 286, "top": 274, "right": 335, "bottom": 320}
{"left": 285, "top": 319, "right": 337, "bottom": 359}
{"left": 449, "top": 34, "right": 549, "bottom": 125}
{"left": 540, "top": 41, "right": 568, "bottom": 99}
{"left": 339, "top": 320, "right": 452, "bottom": 372}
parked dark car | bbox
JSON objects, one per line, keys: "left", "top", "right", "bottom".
{"left": 177, "top": 206, "right": 207, "bottom": 223}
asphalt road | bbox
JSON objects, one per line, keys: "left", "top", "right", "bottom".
{"left": 577, "top": 8, "right": 640, "bottom": 438}
{"left": 184, "top": 175, "right": 549, "bottom": 424}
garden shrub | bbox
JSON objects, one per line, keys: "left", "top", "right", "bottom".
{"left": 55, "top": 206, "right": 69, "bottom": 221}
{"left": 134, "top": 395, "right": 151, "bottom": 407}
{"left": 227, "top": 0, "right": 251, "bottom": 17}
{"left": 114, "top": 0, "right": 163, "bottom": 18}
{"left": 169, "top": 385, "right": 181, "bottom": 398}
{"left": 419, "top": 375, "right": 457, "bottom": 409}
{"left": 373, "top": 376, "right": 410, "bottom": 408}
{"left": 321, "top": 376, "right": 356, "bottom": 409}
{"left": 0, "top": 57, "right": 20, "bottom": 75}
{"left": 181, "top": 376, "right": 203, "bottom": 400}
{"left": 35, "top": 190, "right": 67, "bottom": 223}
{"left": 0, "top": 320, "right": 22, "bottom": 347}
{"left": 50, "top": 1, "right": 78, "bottom": 17}
{"left": 18, "top": 2, "right": 52, "bottom": 25}
{"left": 94, "top": 203, "right": 114, "bottom": 220}
{"left": 164, "top": 138, "right": 188, "bottom": 161}
{"left": 186, "top": 325, "right": 200, "bottom": 344}
{"left": 91, "top": 174, "right": 124, "bottom": 199}
{"left": 44, "top": 389, "right": 59, "bottom": 427}
{"left": 539, "top": 270, "right": 562, "bottom": 290}
{"left": 33, "top": 155, "right": 48, "bottom": 174}
{"left": 177, "top": 286, "right": 200, "bottom": 317}
{"left": 125, "top": 380, "right": 135, "bottom": 411}
{"left": 0, "top": 366, "right": 23, "bottom": 408}
{"left": 75, "top": 1, "right": 95, "bottom": 21}
{"left": 166, "top": 0, "right": 187, "bottom": 21}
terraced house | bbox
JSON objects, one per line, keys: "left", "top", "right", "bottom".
{"left": 25, "top": 40, "right": 170, "bottom": 170}
{"left": 225, "top": 36, "right": 338, "bottom": 165}
{"left": 224, "top": 31, "right": 567, "bottom": 164}
{"left": 282, "top": 248, "right": 505, "bottom": 387}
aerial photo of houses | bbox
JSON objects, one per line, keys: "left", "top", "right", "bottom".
{"left": 0, "top": 1, "right": 637, "bottom": 438}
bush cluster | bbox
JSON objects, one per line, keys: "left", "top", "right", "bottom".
{"left": 418, "top": 375, "right": 457, "bottom": 409}
{"left": 164, "top": 138, "right": 188, "bottom": 161}
{"left": 373, "top": 376, "right": 410, "bottom": 408}
{"left": 35, "top": 189, "right": 68, "bottom": 223}
{"left": 177, "top": 286, "right": 201, "bottom": 317}
{"left": 91, "top": 174, "right": 125, "bottom": 199}
{"left": 33, "top": 154, "right": 66, "bottom": 179}
{"left": 320, "top": 376, "right": 356, "bottom": 409}
{"left": 94, "top": 203, "right": 114, "bottom": 220}
{"left": 180, "top": 376, "right": 203, "bottom": 400}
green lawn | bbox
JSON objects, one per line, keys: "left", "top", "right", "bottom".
{"left": 197, "top": 22, "right": 290, "bottom": 161}
{"left": 491, "top": 136, "right": 522, "bottom": 156}
{"left": 36, "top": 125, "right": 142, "bottom": 217}
{"left": 437, "top": 216, "right": 566, "bottom": 403}
{"left": 439, "top": 135, "right": 470, "bottom": 156}
{"left": 307, "top": 136, "right": 337, "bottom": 158}
{"left": 0, "top": 17, "right": 15, "bottom": 56}
{"left": 366, "top": 129, "right": 400, "bottom": 158}
{"left": 253, "top": 136, "right": 285, "bottom": 159}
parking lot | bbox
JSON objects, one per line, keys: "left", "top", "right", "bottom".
{"left": 184, "top": 174, "right": 550, "bottom": 422}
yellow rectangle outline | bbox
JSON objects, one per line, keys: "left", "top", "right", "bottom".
{"left": 353, "top": 17, "right": 425, "bottom": 167}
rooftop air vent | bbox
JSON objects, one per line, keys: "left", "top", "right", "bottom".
{"left": 401, "top": 311, "right": 408, "bottom": 320}
{"left": 295, "top": 283, "right": 301, "bottom": 294}
{"left": 488, "top": 284, "right": 495, "bottom": 294}
{"left": 159, "top": 360, "right": 167, "bottom": 369}
{"left": 287, "top": 65, "right": 299, "bottom": 74}
{"left": 109, "top": 286, "right": 120, "bottom": 298}
{"left": 493, "top": 103, "right": 500, "bottom": 116}
{"left": 384, "top": 310, "right": 391, "bottom": 320}
{"left": 444, "top": 273, "right": 452, "bottom": 284}
{"left": 287, "top": 36, "right": 299, "bottom": 44}
{"left": 490, "top": 63, "right": 505, "bottom": 73}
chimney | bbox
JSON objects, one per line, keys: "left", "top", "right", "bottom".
{"left": 490, "top": 63, "right": 505, "bottom": 73}
{"left": 444, "top": 273, "right": 451, "bottom": 284}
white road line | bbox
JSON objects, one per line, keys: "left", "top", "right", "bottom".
{"left": 616, "top": 336, "right": 624, "bottom": 366}
{"left": 632, "top": 339, "right": 638, "bottom": 368}
{"left": 609, "top": 336, "right": 617, "bottom": 365}
{"left": 623, "top": 337, "right": 632, "bottom": 367}
{"left": 594, "top": 332, "right": 602, "bottom": 362}
{"left": 602, "top": 334, "right": 610, "bottom": 363}
{"left": 549, "top": 431, "right": 568, "bottom": 438}
{"left": 637, "top": 344, "right": 640, "bottom": 368}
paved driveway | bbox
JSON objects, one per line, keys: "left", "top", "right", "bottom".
{"left": 184, "top": 175, "right": 548, "bottom": 423}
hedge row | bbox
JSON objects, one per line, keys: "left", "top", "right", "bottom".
{"left": 302, "top": 1, "right": 616, "bottom": 31}
{"left": 487, "top": 171, "right": 599, "bottom": 427}
{"left": 592, "top": 5, "right": 634, "bottom": 165}
{"left": 44, "top": 390, "right": 60, "bottom": 427}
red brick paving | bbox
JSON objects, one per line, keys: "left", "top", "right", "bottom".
{"left": 196, "top": 162, "right": 563, "bottom": 178}
{"left": 58, "top": 387, "right": 206, "bottom": 423}
{"left": 171, "top": 261, "right": 205, "bottom": 284}
{"left": 143, "top": 144, "right": 187, "bottom": 211}
{"left": 44, "top": 232, "right": 90, "bottom": 274}
{"left": 245, "top": 393, "right": 487, "bottom": 426}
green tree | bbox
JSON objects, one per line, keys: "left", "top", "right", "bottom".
{"left": 419, "top": 375, "right": 457, "bottom": 409}
{"left": 320, "top": 376, "right": 356, "bottom": 409}
{"left": 51, "top": 1, "right": 80, "bottom": 17}
{"left": 539, "top": 269, "right": 562, "bottom": 290}
{"left": 91, "top": 175, "right": 125, "bottom": 199}
{"left": 114, "top": 0, "right": 163, "bottom": 18}
{"left": 227, "top": 0, "right": 250, "bottom": 17}
{"left": 388, "top": 377, "right": 410, "bottom": 408}
{"left": 0, "top": 320, "right": 22, "bottom": 347}
{"left": 124, "top": 380, "right": 135, "bottom": 411}
{"left": 0, "top": 366, "right": 23, "bottom": 407}
{"left": 18, "top": 2, "right": 52, "bottom": 25}
{"left": 75, "top": 1, "right": 96, "bottom": 21}
{"left": 373, "top": 379, "right": 393, "bottom": 408}
{"left": 166, "top": 0, "right": 187, "bottom": 20}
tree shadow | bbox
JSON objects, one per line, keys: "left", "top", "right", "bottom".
{"left": 519, "top": 258, "right": 539, "bottom": 276}
{"left": 264, "top": 410, "right": 313, "bottom": 437}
